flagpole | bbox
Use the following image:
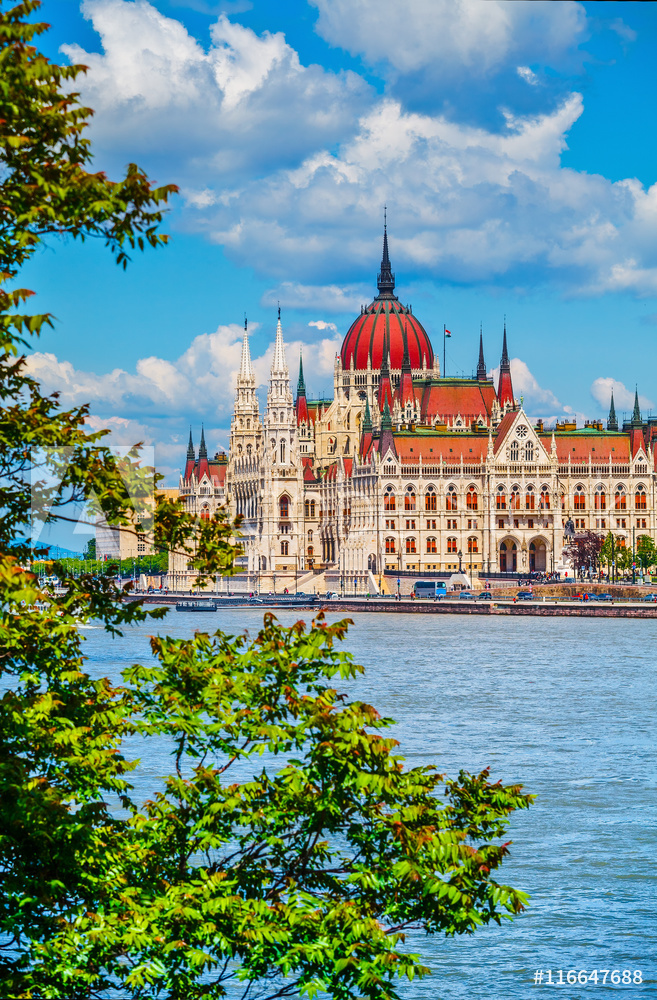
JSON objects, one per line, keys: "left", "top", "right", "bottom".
{"left": 443, "top": 324, "right": 446, "bottom": 378}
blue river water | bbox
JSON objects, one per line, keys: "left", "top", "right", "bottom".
{"left": 82, "top": 610, "right": 657, "bottom": 999}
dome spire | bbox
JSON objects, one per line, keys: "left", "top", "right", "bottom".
{"left": 186, "top": 426, "right": 194, "bottom": 460}
{"left": 632, "top": 385, "right": 642, "bottom": 427}
{"left": 376, "top": 206, "right": 396, "bottom": 297}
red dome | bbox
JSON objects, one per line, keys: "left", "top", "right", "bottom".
{"left": 341, "top": 297, "right": 434, "bottom": 371}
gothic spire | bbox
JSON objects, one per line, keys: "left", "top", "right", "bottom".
{"left": 272, "top": 307, "right": 287, "bottom": 372}
{"left": 476, "top": 325, "right": 487, "bottom": 381}
{"left": 376, "top": 207, "right": 395, "bottom": 297}
{"left": 500, "top": 317, "right": 510, "bottom": 372}
{"left": 632, "top": 386, "right": 642, "bottom": 427}
{"left": 186, "top": 426, "right": 194, "bottom": 460}
{"left": 497, "top": 318, "right": 514, "bottom": 409}
{"left": 607, "top": 389, "right": 618, "bottom": 431}
{"left": 199, "top": 425, "right": 207, "bottom": 459}
{"left": 297, "top": 348, "right": 306, "bottom": 396}
{"left": 239, "top": 316, "right": 254, "bottom": 380}
{"left": 362, "top": 394, "right": 372, "bottom": 432}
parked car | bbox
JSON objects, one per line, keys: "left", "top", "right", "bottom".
{"left": 477, "top": 591, "right": 493, "bottom": 600}
{"left": 597, "top": 593, "right": 613, "bottom": 602}
{"left": 641, "top": 593, "right": 657, "bottom": 602}
{"left": 516, "top": 591, "right": 534, "bottom": 600}
{"left": 458, "top": 591, "right": 475, "bottom": 600}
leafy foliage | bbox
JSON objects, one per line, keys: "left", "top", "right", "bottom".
{"left": 565, "top": 530, "right": 604, "bottom": 575}
{"left": 0, "top": 4, "right": 533, "bottom": 998}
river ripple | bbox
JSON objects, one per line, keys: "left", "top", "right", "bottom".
{"left": 83, "top": 610, "right": 657, "bottom": 999}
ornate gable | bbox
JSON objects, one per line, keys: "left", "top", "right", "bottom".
{"left": 492, "top": 409, "right": 550, "bottom": 467}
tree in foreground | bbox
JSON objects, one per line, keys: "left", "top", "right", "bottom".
{"left": 0, "top": 3, "right": 533, "bottom": 997}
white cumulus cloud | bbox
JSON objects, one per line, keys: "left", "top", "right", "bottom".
{"left": 62, "top": 0, "right": 372, "bottom": 184}
{"left": 310, "top": 0, "right": 587, "bottom": 80}
{"left": 590, "top": 377, "right": 654, "bottom": 413}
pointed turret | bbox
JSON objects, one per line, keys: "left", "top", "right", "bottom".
{"left": 377, "top": 349, "right": 394, "bottom": 412}
{"left": 272, "top": 305, "right": 287, "bottom": 373}
{"left": 184, "top": 427, "right": 196, "bottom": 481}
{"left": 376, "top": 208, "right": 396, "bottom": 298}
{"left": 378, "top": 398, "right": 397, "bottom": 457}
{"left": 295, "top": 348, "right": 309, "bottom": 425}
{"left": 497, "top": 319, "right": 514, "bottom": 409}
{"left": 238, "top": 317, "right": 254, "bottom": 380}
{"left": 476, "top": 325, "right": 487, "bottom": 381}
{"left": 607, "top": 390, "right": 618, "bottom": 431}
{"left": 632, "top": 386, "right": 642, "bottom": 427}
{"left": 396, "top": 334, "right": 416, "bottom": 409}
{"left": 360, "top": 395, "right": 373, "bottom": 458}
{"left": 197, "top": 425, "right": 209, "bottom": 480}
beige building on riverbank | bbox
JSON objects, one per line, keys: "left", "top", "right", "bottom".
{"left": 172, "top": 226, "right": 657, "bottom": 591}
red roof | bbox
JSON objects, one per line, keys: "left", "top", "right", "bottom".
{"left": 492, "top": 411, "right": 518, "bottom": 453}
{"left": 341, "top": 297, "right": 433, "bottom": 371}
{"left": 392, "top": 433, "right": 489, "bottom": 464}
{"left": 421, "top": 381, "right": 496, "bottom": 424}
{"left": 537, "top": 434, "right": 630, "bottom": 463}
{"left": 183, "top": 458, "right": 227, "bottom": 486}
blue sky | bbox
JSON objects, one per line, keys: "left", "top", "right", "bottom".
{"left": 23, "top": 0, "right": 657, "bottom": 498}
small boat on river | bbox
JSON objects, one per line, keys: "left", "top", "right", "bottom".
{"left": 175, "top": 601, "right": 217, "bottom": 612}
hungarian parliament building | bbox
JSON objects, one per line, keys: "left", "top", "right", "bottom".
{"left": 169, "top": 227, "right": 655, "bottom": 592}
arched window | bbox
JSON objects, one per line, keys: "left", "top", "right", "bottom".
{"left": 384, "top": 486, "right": 396, "bottom": 511}
{"left": 426, "top": 537, "right": 437, "bottom": 553}
{"left": 425, "top": 486, "right": 437, "bottom": 511}
{"left": 635, "top": 484, "right": 647, "bottom": 510}
{"left": 594, "top": 485, "right": 606, "bottom": 511}
{"left": 525, "top": 485, "right": 535, "bottom": 510}
{"left": 279, "top": 495, "right": 290, "bottom": 518}
{"left": 524, "top": 441, "right": 534, "bottom": 462}
{"left": 466, "top": 486, "right": 478, "bottom": 510}
{"left": 405, "top": 537, "right": 416, "bottom": 554}
{"left": 404, "top": 488, "right": 416, "bottom": 511}
{"left": 385, "top": 537, "right": 396, "bottom": 554}
{"left": 446, "top": 485, "right": 458, "bottom": 511}
{"left": 447, "top": 537, "right": 457, "bottom": 553}
{"left": 246, "top": 418, "right": 250, "bottom": 429}
{"left": 496, "top": 485, "right": 507, "bottom": 510}
{"left": 307, "top": 545, "right": 314, "bottom": 557}
{"left": 307, "top": 529, "right": 313, "bottom": 542}
{"left": 615, "top": 485, "right": 626, "bottom": 510}
{"left": 279, "top": 411, "right": 285, "bottom": 423}
{"left": 574, "top": 484, "right": 586, "bottom": 510}
{"left": 540, "top": 486, "right": 551, "bottom": 510}
{"left": 509, "top": 440, "right": 519, "bottom": 462}
{"left": 468, "top": 536, "right": 478, "bottom": 553}
{"left": 201, "top": 505, "right": 210, "bottom": 522}
{"left": 310, "top": 499, "right": 316, "bottom": 517}
{"left": 510, "top": 485, "right": 521, "bottom": 510}
{"left": 305, "top": 500, "right": 310, "bottom": 517}
{"left": 281, "top": 541, "right": 289, "bottom": 555}
{"left": 499, "top": 540, "right": 517, "bottom": 572}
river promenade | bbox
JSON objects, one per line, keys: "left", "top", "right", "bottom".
{"left": 130, "top": 592, "right": 657, "bottom": 618}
